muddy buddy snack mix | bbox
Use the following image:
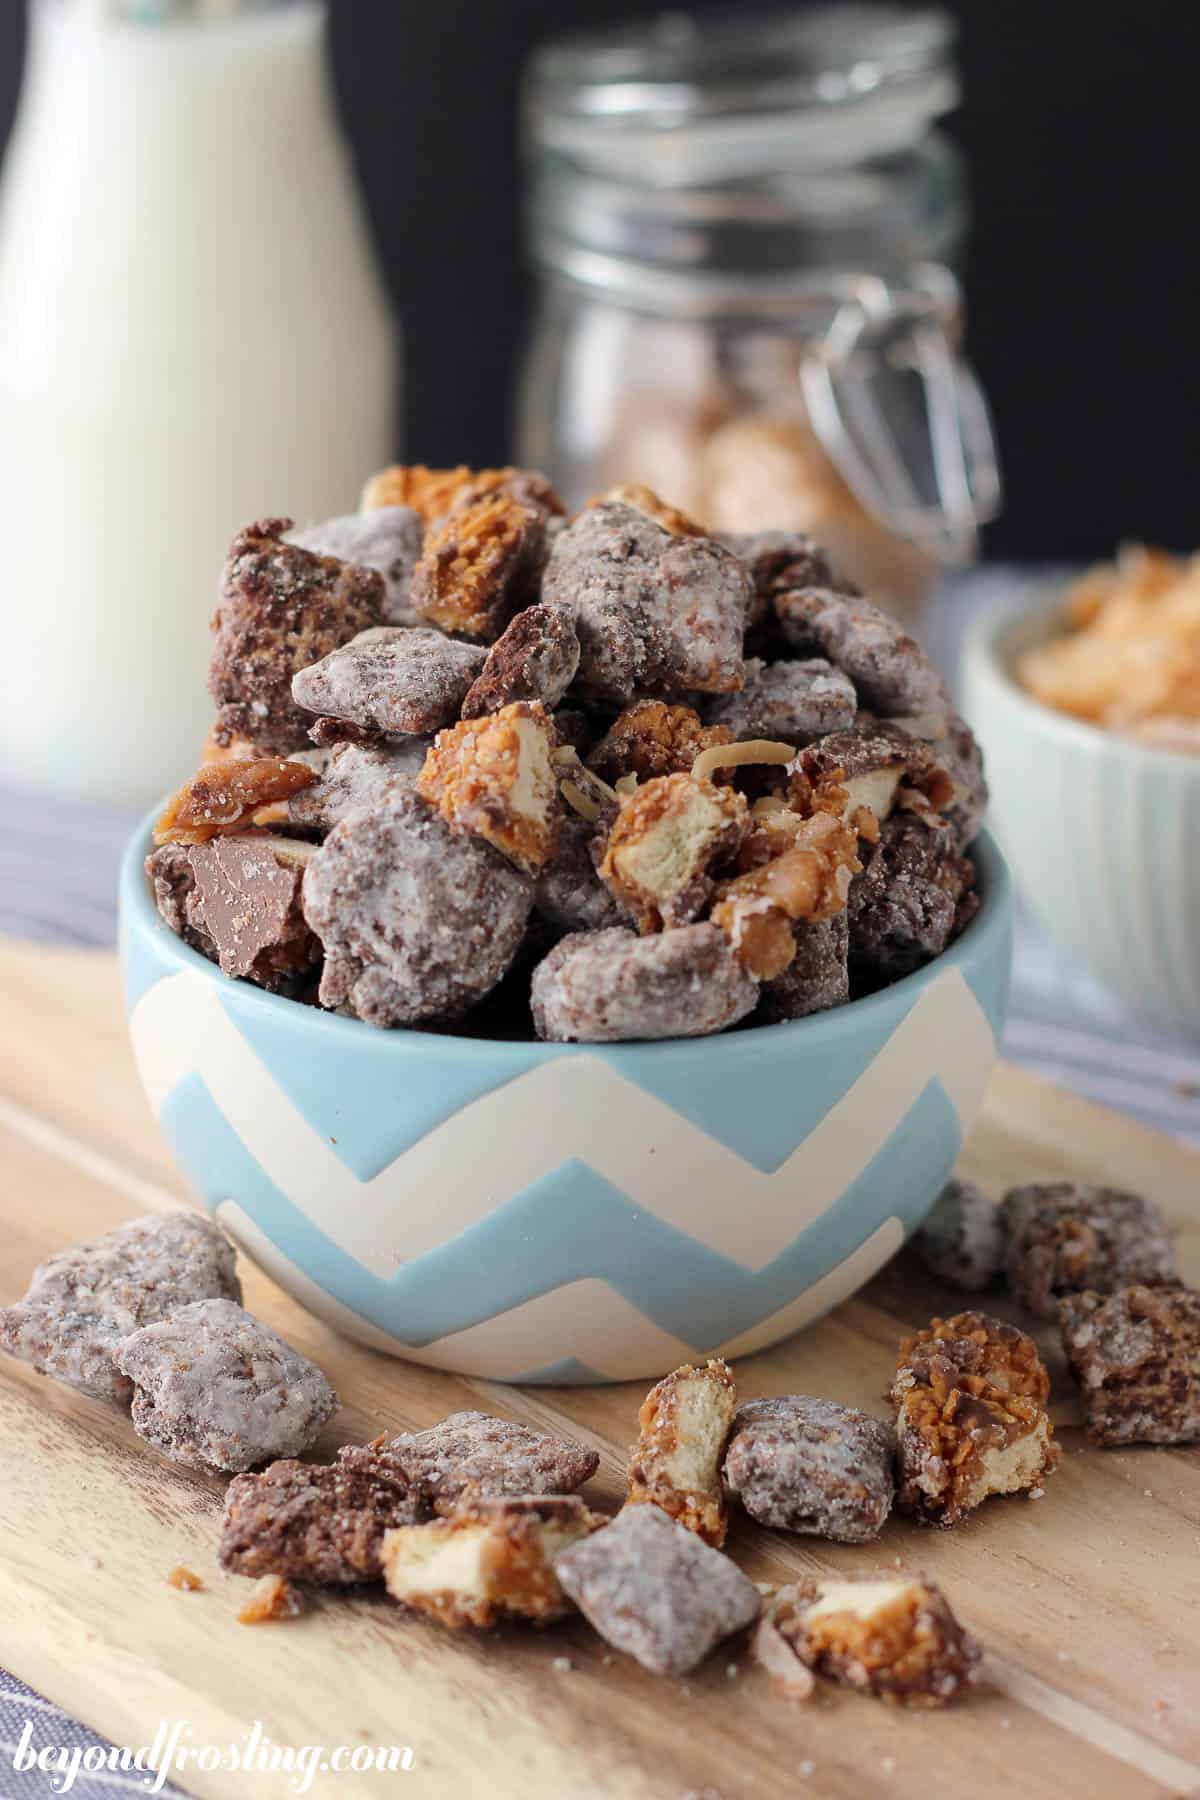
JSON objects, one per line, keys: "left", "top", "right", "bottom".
{"left": 220, "top": 1458, "right": 427, "bottom": 1586}
{"left": 555, "top": 1504, "right": 760, "bottom": 1676}
{"left": 722, "top": 1396, "right": 894, "bottom": 1542}
{"left": 0, "top": 1212, "right": 240, "bottom": 1402}
{"left": 1001, "top": 1183, "right": 1177, "bottom": 1318}
{"left": 890, "top": 1312, "right": 1059, "bottom": 1527}
{"left": 146, "top": 469, "right": 985, "bottom": 1039}
{"left": 112, "top": 1297, "right": 338, "bottom": 1473}
{"left": 913, "top": 1179, "right": 1008, "bottom": 1292}
{"left": 1058, "top": 1284, "right": 1200, "bottom": 1446}
{"left": 341, "top": 1411, "right": 600, "bottom": 1515}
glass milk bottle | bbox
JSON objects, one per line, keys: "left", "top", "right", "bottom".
{"left": 0, "top": 0, "right": 397, "bottom": 806}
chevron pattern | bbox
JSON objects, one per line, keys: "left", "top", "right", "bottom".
{"left": 124, "top": 950, "right": 1003, "bottom": 1382}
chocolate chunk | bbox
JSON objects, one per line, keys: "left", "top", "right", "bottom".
{"left": 146, "top": 834, "right": 320, "bottom": 991}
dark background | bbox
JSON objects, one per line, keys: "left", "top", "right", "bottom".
{"left": 1, "top": 0, "right": 1196, "bottom": 561}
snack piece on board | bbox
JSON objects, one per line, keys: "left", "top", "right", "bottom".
{"left": 153, "top": 758, "right": 317, "bottom": 847}
{"left": 587, "top": 700, "right": 734, "bottom": 786}
{"left": 555, "top": 1504, "right": 760, "bottom": 1676}
{"left": 302, "top": 786, "right": 532, "bottom": 1027}
{"left": 1058, "top": 1284, "right": 1200, "bottom": 1445}
{"left": 381, "top": 1495, "right": 602, "bottom": 1628}
{"left": 704, "top": 658, "right": 856, "bottom": 744}
{"left": 285, "top": 738, "right": 432, "bottom": 831}
{"left": 774, "top": 584, "right": 949, "bottom": 726}
{"left": 113, "top": 1297, "right": 338, "bottom": 1473}
{"left": 417, "top": 701, "right": 561, "bottom": 876}
{"left": 146, "top": 835, "right": 319, "bottom": 992}
{"left": 0, "top": 1213, "right": 240, "bottom": 1403}
{"left": 219, "top": 1458, "right": 428, "bottom": 1585}
{"left": 341, "top": 1410, "right": 600, "bottom": 1514}
{"left": 1001, "top": 1182, "right": 1177, "bottom": 1318}
{"left": 291, "top": 626, "right": 485, "bottom": 738}
{"left": 209, "top": 517, "right": 384, "bottom": 753}
{"left": 890, "top": 1311, "right": 1059, "bottom": 1527}
{"left": 722, "top": 1396, "right": 894, "bottom": 1542}
{"left": 913, "top": 1180, "right": 1007, "bottom": 1292}
{"left": 626, "top": 1358, "right": 737, "bottom": 1547}
{"left": 766, "top": 1574, "right": 980, "bottom": 1707}
{"left": 411, "top": 492, "right": 548, "bottom": 639}
{"left": 288, "top": 507, "right": 425, "bottom": 627}
{"left": 711, "top": 812, "right": 860, "bottom": 981}
{"left": 461, "top": 604, "right": 581, "bottom": 718}
{"left": 531, "top": 924, "right": 759, "bottom": 1043}
{"left": 756, "top": 913, "right": 849, "bottom": 1023}
{"left": 848, "top": 814, "right": 977, "bottom": 981}
{"left": 541, "top": 494, "right": 749, "bottom": 703}
{"left": 596, "top": 772, "right": 750, "bottom": 931}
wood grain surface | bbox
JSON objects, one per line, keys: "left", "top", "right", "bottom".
{"left": 1, "top": 941, "right": 1198, "bottom": 1800}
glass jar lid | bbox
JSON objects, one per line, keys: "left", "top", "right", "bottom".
{"left": 525, "top": 5, "right": 957, "bottom": 187}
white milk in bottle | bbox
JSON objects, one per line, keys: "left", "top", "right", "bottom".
{"left": 0, "top": 0, "right": 396, "bottom": 805}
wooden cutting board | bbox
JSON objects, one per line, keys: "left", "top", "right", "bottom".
{"left": 1, "top": 940, "right": 1198, "bottom": 1800}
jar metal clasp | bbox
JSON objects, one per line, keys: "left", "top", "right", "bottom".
{"left": 799, "top": 266, "right": 1001, "bottom": 565}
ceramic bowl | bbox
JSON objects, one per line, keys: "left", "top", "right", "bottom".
{"left": 962, "top": 594, "right": 1200, "bottom": 1040}
{"left": 119, "top": 815, "right": 1013, "bottom": 1384}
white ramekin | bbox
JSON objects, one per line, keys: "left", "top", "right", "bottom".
{"left": 962, "top": 591, "right": 1200, "bottom": 1040}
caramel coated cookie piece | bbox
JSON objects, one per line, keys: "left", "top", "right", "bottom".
{"left": 302, "top": 786, "right": 532, "bottom": 1027}
{"left": 531, "top": 924, "right": 759, "bottom": 1043}
{"left": 723, "top": 1396, "right": 894, "bottom": 1542}
{"left": 711, "top": 812, "right": 860, "bottom": 981}
{"left": 555, "top": 1504, "right": 760, "bottom": 1677}
{"left": 209, "top": 517, "right": 384, "bottom": 753}
{"left": 220, "top": 1457, "right": 427, "bottom": 1585}
{"left": 774, "top": 585, "right": 949, "bottom": 724}
{"left": 913, "top": 1180, "right": 1007, "bottom": 1292}
{"left": 1059, "top": 1284, "right": 1200, "bottom": 1446}
{"left": 541, "top": 497, "right": 749, "bottom": 703}
{"left": 461, "top": 605, "right": 580, "bottom": 718}
{"left": 361, "top": 463, "right": 475, "bottom": 522}
{"left": 596, "top": 772, "right": 750, "bottom": 931}
{"left": 112, "top": 1297, "right": 338, "bottom": 1472}
{"left": 285, "top": 738, "right": 431, "bottom": 831}
{"left": 627, "top": 1358, "right": 737, "bottom": 1546}
{"left": 705, "top": 658, "right": 856, "bottom": 745}
{"left": 770, "top": 1575, "right": 980, "bottom": 1708}
{"left": 291, "top": 626, "right": 486, "bottom": 738}
{"left": 382, "top": 1495, "right": 602, "bottom": 1629}
{"left": 342, "top": 1410, "right": 599, "bottom": 1513}
{"left": 790, "top": 723, "right": 953, "bottom": 840}
{"left": 586, "top": 700, "right": 734, "bottom": 786}
{"left": 756, "top": 913, "right": 849, "bottom": 1024}
{"left": 890, "top": 1311, "right": 1059, "bottom": 1527}
{"left": 0, "top": 1213, "right": 240, "bottom": 1403}
{"left": 417, "top": 701, "right": 560, "bottom": 875}
{"left": 848, "top": 813, "right": 977, "bottom": 981}
{"left": 153, "top": 758, "right": 318, "bottom": 846}
{"left": 146, "top": 835, "right": 320, "bottom": 992}
{"left": 445, "top": 465, "right": 565, "bottom": 524}
{"left": 411, "top": 493, "right": 547, "bottom": 640}
{"left": 288, "top": 507, "right": 425, "bottom": 627}
{"left": 1001, "top": 1183, "right": 1177, "bottom": 1319}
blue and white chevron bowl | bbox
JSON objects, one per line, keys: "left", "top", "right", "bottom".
{"left": 119, "top": 818, "right": 1013, "bottom": 1385}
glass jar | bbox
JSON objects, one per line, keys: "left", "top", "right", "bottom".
{"left": 517, "top": 5, "right": 999, "bottom": 620}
